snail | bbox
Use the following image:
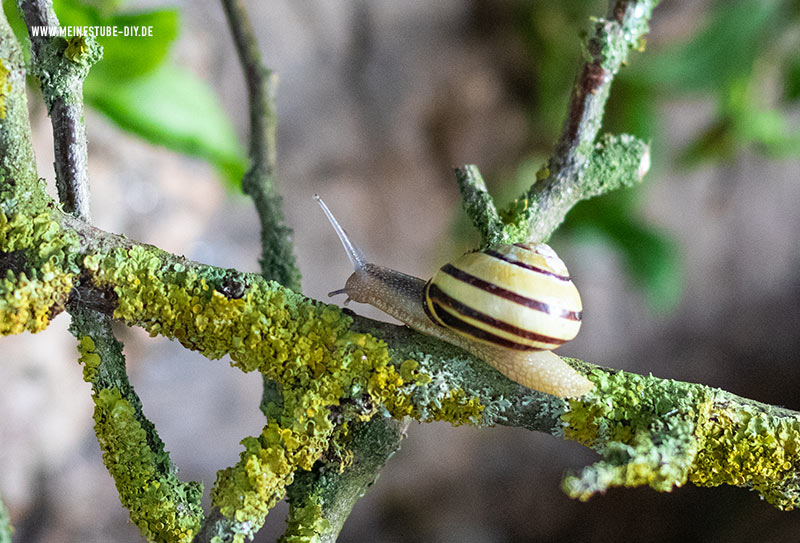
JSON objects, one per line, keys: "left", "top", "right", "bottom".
{"left": 315, "top": 194, "right": 593, "bottom": 398}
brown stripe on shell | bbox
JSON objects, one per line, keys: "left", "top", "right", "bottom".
{"left": 427, "top": 284, "right": 568, "bottom": 347}
{"left": 484, "top": 248, "right": 571, "bottom": 282}
{"left": 440, "top": 264, "right": 582, "bottom": 321}
{"left": 429, "top": 299, "right": 544, "bottom": 351}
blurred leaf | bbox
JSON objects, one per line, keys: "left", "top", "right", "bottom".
{"left": 54, "top": 0, "right": 179, "bottom": 80}
{"left": 737, "top": 107, "right": 800, "bottom": 156}
{"left": 639, "top": 0, "right": 781, "bottom": 92}
{"left": 786, "top": 56, "right": 800, "bottom": 101}
{"left": 565, "top": 193, "right": 683, "bottom": 312}
{"left": 83, "top": 63, "right": 246, "bottom": 186}
{"left": 2, "top": 0, "right": 30, "bottom": 61}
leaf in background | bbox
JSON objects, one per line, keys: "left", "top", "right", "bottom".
{"left": 83, "top": 63, "right": 246, "bottom": 186}
{"left": 638, "top": 0, "right": 781, "bottom": 92}
{"left": 565, "top": 193, "right": 683, "bottom": 312}
{"left": 2, "top": 0, "right": 30, "bottom": 61}
{"left": 53, "top": 0, "right": 178, "bottom": 80}
{"left": 51, "top": 0, "right": 246, "bottom": 187}
{"left": 786, "top": 56, "right": 800, "bottom": 101}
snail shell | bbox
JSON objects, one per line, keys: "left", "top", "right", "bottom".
{"left": 316, "top": 195, "right": 593, "bottom": 398}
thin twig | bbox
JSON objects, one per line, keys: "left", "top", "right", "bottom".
{"left": 220, "top": 0, "right": 301, "bottom": 290}
{"left": 454, "top": 165, "right": 506, "bottom": 248}
{"left": 19, "top": 0, "right": 95, "bottom": 220}
{"left": 523, "top": 0, "right": 657, "bottom": 241}
{"left": 17, "top": 3, "right": 205, "bottom": 539}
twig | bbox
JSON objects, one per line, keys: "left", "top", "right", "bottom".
{"left": 454, "top": 165, "right": 506, "bottom": 248}
{"left": 18, "top": 0, "right": 99, "bottom": 220}
{"left": 454, "top": 1, "right": 655, "bottom": 244}
{"left": 523, "top": 0, "right": 658, "bottom": 241}
{"left": 220, "top": 0, "right": 301, "bottom": 290}
{"left": 16, "top": 3, "right": 205, "bottom": 540}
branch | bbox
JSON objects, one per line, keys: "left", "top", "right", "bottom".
{"left": 456, "top": 1, "right": 655, "bottom": 244}
{"left": 219, "top": 3, "right": 410, "bottom": 540}
{"left": 0, "top": 6, "right": 39, "bottom": 204}
{"left": 70, "top": 309, "right": 204, "bottom": 541}
{"left": 7, "top": 201, "right": 800, "bottom": 511}
{"left": 19, "top": 0, "right": 101, "bottom": 221}
{"left": 524, "top": 1, "right": 657, "bottom": 241}
{"left": 220, "top": 0, "right": 300, "bottom": 290}
{"left": 15, "top": 5, "right": 205, "bottom": 541}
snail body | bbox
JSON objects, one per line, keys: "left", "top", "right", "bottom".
{"left": 315, "top": 195, "right": 593, "bottom": 398}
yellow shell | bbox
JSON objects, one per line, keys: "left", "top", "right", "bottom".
{"left": 424, "top": 243, "right": 582, "bottom": 353}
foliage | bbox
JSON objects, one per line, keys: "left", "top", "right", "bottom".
{"left": 1, "top": 0, "right": 247, "bottom": 186}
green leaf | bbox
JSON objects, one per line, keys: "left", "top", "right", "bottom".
{"left": 83, "top": 63, "right": 246, "bottom": 187}
{"left": 2, "top": 0, "right": 30, "bottom": 61}
{"left": 639, "top": 0, "right": 781, "bottom": 92}
{"left": 54, "top": 0, "right": 179, "bottom": 80}
{"left": 566, "top": 193, "right": 683, "bottom": 312}
{"left": 786, "top": 56, "right": 800, "bottom": 101}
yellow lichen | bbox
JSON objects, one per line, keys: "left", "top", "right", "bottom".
{"left": 0, "top": 59, "right": 10, "bottom": 119}
{"left": 690, "top": 399, "right": 800, "bottom": 510}
{"left": 77, "top": 335, "right": 102, "bottom": 381}
{"left": 0, "top": 212, "right": 78, "bottom": 334}
{"left": 64, "top": 36, "right": 89, "bottom": 62}
{"left": 79, "top": 242, "right": 489, "bottom": 528}
{"left": 93, "top": 388, "right": 203, "bottom": 542}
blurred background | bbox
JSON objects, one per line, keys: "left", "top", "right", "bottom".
{"left": 2, "top": 0, "right": 800, "bottom": 541}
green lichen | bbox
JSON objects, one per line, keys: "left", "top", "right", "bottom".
{"left": 29, "top": 35, "right": 101, "bottom": 109}
{"left": 93, "top": 387, "right": 203, "bottom": 542}
{"left": 0, "top": 211, "right": 79, "bottom": 334}
{"left": 690, "top": 399, "right": 800, "bottom": 510}
{"left": 0, "top": 59, "right": 10, "bottom": 119}
{"left": 583, "top": 133, "right": 651, "bottom": 195}
{"left": 561, "top": 368, "right": 706, "bottom": 499}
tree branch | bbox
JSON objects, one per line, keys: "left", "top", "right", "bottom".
{"left": 220, "top": 0, "right": 300, "bottom": 290}
{"left": 14, "top": 4, "right": 205, "bottom": 541}
{"left": 0, "top": 7, "right": 39, "bottom": 205}
{"left": 524, "top": 0, "right": 657, "bottom": 241}
{"left": 18, "top": 0, "right": 100, "bottom": 221}
{"left": 454, "top": 2, "right": 654, "bottom": 245}
{"left": 8, "top": 201, "right": 800, "bottom": 512}
{"left": 218, "top": 3, "right": 412, "bottom": 540}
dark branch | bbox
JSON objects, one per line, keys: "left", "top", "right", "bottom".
{"left": 19, "top": 0, "right": 99, "bottom": 220}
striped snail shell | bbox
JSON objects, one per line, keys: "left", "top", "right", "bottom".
{"left": 315, "top": 195, "right": 593, "bottom": 398}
